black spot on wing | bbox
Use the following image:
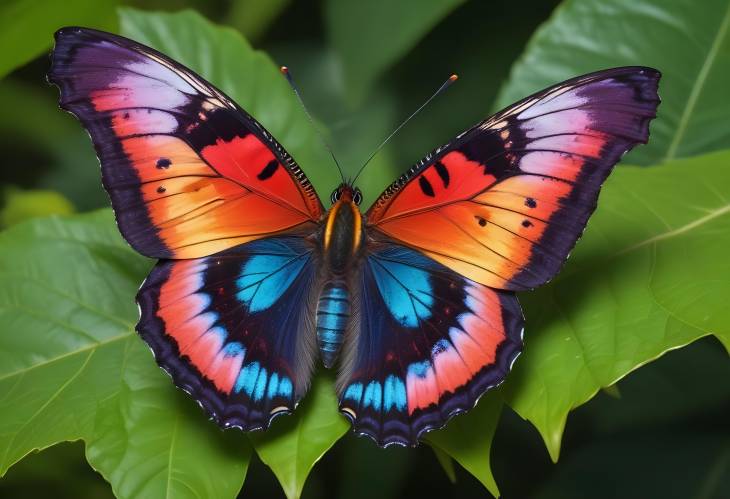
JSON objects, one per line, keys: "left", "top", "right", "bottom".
{"left": 434, "top": 161, "right": 450, "bottom": 188}
{"left": 257, "top": 159, "right": 279, "bottom": 180}
{"left": 525, "top": 197, "right": 537, "bottom": 208}
{"left": 418, "top": 176, "right": 435, "bottom": 197}
{"left": 156, "top": 158, "right": 171, "bottom": 169}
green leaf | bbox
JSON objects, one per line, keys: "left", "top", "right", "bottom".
{"left": 226, "top": 0, "right": 291, "bottom": 41}
{"left": 118, "top": 7, "right": 335, "bottom": 197}
{"left": 495, "top": 0, "right": 730, "bottom": 164}
{"left": 251, "top": 374, "right": 349, "bottom": 499}
{"left": 0, "top": 210, "right": 252, "bottom": 498}
{"left": 503, "top": 150, "right": 730, "bottom": 460}
{"left": 426, "top": 392, "right": 503, "bottom": 497}
{"left": 326, "top": 0, "right": 466, "bottom": 103}
{"left": 1, "top": 187, "right": 74, "bottom": 228}
{"left": 0, "top": 0, "right": 117, "bottom": 79}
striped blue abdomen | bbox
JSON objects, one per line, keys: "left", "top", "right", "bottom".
{"left": 316, "top": 282, "right": 350, "bottom": 368}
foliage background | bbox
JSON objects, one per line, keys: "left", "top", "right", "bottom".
{"left": 0, "top": 0, "right": 728, "bottom": 498}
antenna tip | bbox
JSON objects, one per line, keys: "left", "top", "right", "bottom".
{"left": 280, "top": 66, "right": 289, "bottom": 74}
{"left": 449, "top": 74, "right": 458, "bottom": 82}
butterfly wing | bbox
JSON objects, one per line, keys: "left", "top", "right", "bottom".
{"left": 136, "top": 236, "right": 321, "bottom": 429}
{"left": 366, "top": 67, "right": 661, "bottom": 290}
{"left": 337, "top": 241, "right": 523, "bottom": 446}
{"left": 343, "top": 67, "right": 660, "bottom": 445}
{"left": 48, "top": 27, "right": 323, "bottom": 259}
{"left": 49, "top": 28, "right": 327, "bottom": 427}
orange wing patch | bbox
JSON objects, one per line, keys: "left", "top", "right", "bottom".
{"left": 372, "top": 175, "right": 573, "bottom": 289}
{"left": 116, "top": 133, "right": 317, "bottom": 258}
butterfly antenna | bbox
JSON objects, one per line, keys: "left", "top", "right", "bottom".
{"left": 280, "top": 66, "right": 345, "bottom": 183}
{"left": 351, "top": 73, "right": 458, "bottom": 185}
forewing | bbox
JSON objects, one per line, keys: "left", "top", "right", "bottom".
{"left": 48, "top": 27, "right": 323, "bottom": 259}
{"left": 366, "top": 67, "right": 660, "bottom": 290}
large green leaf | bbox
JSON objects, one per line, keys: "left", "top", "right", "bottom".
{"left": 0, "top": 0, "right": 117, "bottom": 79}
{"left": 118, "top": 8, "right": 335, "bottom": 197}
{"left": 495, "top": 0, "right": 730, "bottom": 164}
{"left": 251, "top": 373, "right": 349, "bottom": 499}
{"left": 503, "top": 150, "right": 730, "bottom": 461}
{"left": 326, "top": 0, "right": 466, "bottom": 103}
{"left": 0, "top": 210, "right": 252, "bottom": 498}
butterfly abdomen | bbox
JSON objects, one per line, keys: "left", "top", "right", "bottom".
{"left": 316, "top": 281, "right": 350, "bottom": 368}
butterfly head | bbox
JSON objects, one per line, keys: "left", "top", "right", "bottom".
{"left": 330, "top": 184, "right": 363, "bottom": 206}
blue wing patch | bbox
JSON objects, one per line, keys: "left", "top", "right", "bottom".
{"left": 236, "top": 240, "right": 310, "bottom": 312}
{"left": 368, "top": 246, "right": 435, "bottom": 327}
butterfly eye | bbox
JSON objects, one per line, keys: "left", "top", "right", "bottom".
{"left": 330, "top": 189, "right": 340, "bottom": 204}
{"left": 353, "top": 189, "right": 363, "bottom": 205}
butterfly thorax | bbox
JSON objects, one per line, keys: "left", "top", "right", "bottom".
{"left": 323, "top": 186, "right": 363, "bottom": 273}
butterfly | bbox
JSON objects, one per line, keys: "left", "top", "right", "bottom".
{"left": 48, "top": 27, "right": 660, "bottom": 447}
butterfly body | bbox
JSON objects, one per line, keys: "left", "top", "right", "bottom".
{"left": 315, "top": 184, "right": 364, "bottom": 367}
{"left": 48, "top": 27, "right": 660, "bottom": 447}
